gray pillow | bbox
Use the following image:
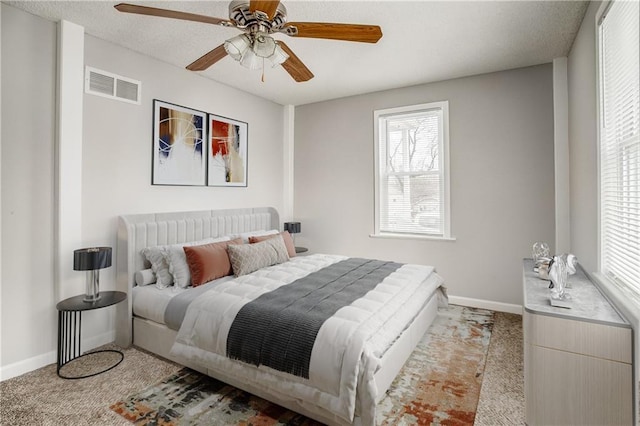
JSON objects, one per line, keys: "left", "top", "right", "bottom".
{"left": 228, "top": 235, "right": 289, "bottom": 277}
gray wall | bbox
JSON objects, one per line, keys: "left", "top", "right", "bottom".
{"left": 1, "top": 4, "right": 287, "bottom": 373}
{"left": 294, "top": 64, "right": 555, "bottom": 306}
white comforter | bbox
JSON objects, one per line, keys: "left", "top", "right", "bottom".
{"left": 170, "top": 254, "right": 445, "bottom": 425}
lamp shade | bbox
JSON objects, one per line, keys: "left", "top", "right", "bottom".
{"left": 74, "top": 247, "right": 112, "bottom": 271}
{"left": 224, "top": 34, "right": 251, "bottom": 60}
{"left": 284, "top": 222, "right": 301, "bottom": 234}
{"left": 269, "top": 43, "right": 289, "bottom": 67}
{"left": 253, "top": 33, "right": 277, "bottom": 58}
{"left": 239, "top": 49, "right": 262, "bottom": 70}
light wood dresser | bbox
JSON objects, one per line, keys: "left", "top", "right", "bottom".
{"left": 522, "top": 259, "right": 633, "bottom": 425}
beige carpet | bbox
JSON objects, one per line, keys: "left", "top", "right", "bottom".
{"left": 0, "top": 345, "right": 181, "bottom": 425}
{"left": 475, "top": 312, "right": 525, "bottom": 425}
{"left": 0, "top": 311, "right": 523, "bottom": 425}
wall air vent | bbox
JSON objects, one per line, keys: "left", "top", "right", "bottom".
{"left": 85, "top": 66, "right": 141, "bottom": 105}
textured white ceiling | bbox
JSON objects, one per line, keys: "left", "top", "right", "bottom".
{"left": 5, "top": 1, "right": 589, "bottom": 105}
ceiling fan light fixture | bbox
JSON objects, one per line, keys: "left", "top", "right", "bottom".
{"left": 227, "top": 32, "right": 287, "bottom": 71}
{"left": 252, "top": 33, "right": 276, "bottom": 58}
{"left": 239, "top": 49, "right": 263, "bottom": 70}
{"left": 224, "top": 34, "right": 251, "bottom": 60}
{"left": 268, "top": 42, "right": 289, "bottom": 67}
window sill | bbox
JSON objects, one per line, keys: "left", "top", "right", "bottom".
{"left": 591, "top": 272, "right": 640, "bottom": 327}
{"left": 369, "top": 233, "right": 456, "bottom": 242}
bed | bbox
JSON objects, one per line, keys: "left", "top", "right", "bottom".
{"left": 115, "top": 207, "right": 446, "bottom": 425}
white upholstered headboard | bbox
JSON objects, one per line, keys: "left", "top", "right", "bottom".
{"left": 115, "top": 207, "right": 279, "bottom": 347}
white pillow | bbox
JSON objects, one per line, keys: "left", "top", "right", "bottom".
{"left": 227, "top": 234, "right": 289, "bottom": 277}
{"left": 164, "top": 236, "right": 230, "bottom": 289}
{"left": 141, "top": 246, "right": 173, "bottom": 289}
{"left": 135, "top": 268, "right": 156, "bottom": 286}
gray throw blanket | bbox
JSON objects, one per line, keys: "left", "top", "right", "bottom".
{"left": 163, "top": 279, "right": 227, "bottom": 331}
{"left": 226, "top": 258, "right": 402, "bottom": 378}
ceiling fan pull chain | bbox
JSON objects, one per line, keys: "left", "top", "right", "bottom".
{"left": 261, "top": 57, "right": 265, "bottom": 82}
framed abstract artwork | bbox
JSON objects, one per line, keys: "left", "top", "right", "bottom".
{"left": 207, "top": 114, "right": 248, "bottom": 187}
{"left": 152, "top": 100, "right": 207, "bottom": 186}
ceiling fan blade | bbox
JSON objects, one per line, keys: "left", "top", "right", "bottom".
{"left": 249, "top": 0, "right": 281, "bottom": 20}
{"left": 283, "top": 22, "right": 382, "bottom": 43}
{"left": 186, "top": 45, "right": 228, "bottom": 71}
{"left": 114, "top": 3, "right": 231, "bottom": 26}
{"left": 278, "top": 42, "right": 314, "bottom": 82}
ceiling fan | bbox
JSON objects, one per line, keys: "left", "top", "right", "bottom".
{"left": 114, "top": 1, "right": 383, "bottom": 82}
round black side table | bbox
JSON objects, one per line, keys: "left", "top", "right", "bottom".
{"left": 56, "top": 291, "right": 127, "bottom": 379}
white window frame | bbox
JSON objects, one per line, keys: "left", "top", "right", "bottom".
{"left": 372, "top": 101, "right": 453, "bottom": 241}
{"left": 595, "top": 0, "right": 640, "bottom": 305}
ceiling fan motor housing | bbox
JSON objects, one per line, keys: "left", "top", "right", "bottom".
{"left": 228, "top": 0, "right": 287, "bottom": 33}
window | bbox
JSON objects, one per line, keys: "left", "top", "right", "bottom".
{"left": 374, "top": 101, "right": 451, "bottom": 239}
{"left": 598, "top": 1, "right": 640, "bottom": 298}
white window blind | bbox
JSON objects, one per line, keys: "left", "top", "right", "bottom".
{"left": 598, "top": 0, "right": 640, "bottom": 297}
{"left": 374, "top": 101, "right": 450, "bottom": 238}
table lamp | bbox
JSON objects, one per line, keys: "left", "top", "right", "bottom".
{"left": 74, "top": 247, "right": 112, "bottom": 302}
{"left": 284, "top": 221, "right": 301, "bottom": 244}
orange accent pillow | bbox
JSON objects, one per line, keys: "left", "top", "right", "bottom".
{"left": 249, "top": 231, "right": 296, "bottom": 258}
{"left": 184, "top": 238, "right": 242, "bottom": 287}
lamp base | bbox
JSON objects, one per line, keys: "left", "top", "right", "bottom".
{"left": 83, "top": 294, "right": 102, "bottom": 303}
{"left": 84, "top": 270, "right": 101, "bottom": 303}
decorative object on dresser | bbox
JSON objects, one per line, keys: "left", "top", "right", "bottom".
{"left": 531, "top": 241, "right": 550, "bottom": 263}
{"left": 522, "top": 258, "right": 633, "bottom": 425}
{"left": 548, "top": 255, "right": 571, "bottom": 308}
{"left": 74, "top": 246, "right": 112, "bottom": 302}
{"left": 543, "top": 253, "right": 579, "bottom": 308}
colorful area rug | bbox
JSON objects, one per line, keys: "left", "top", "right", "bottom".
{"left": 110, "top": 305, "right": 494, "bottom": 425}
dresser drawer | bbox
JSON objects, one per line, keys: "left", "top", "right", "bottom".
{"left": 525, "top": 343, "right": 633, "bottom": 425}
{"left": 524, "top": 310, "right": 632, "bottom": 363}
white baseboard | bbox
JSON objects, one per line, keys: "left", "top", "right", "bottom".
{"left": 0, "top": 351, "right": 56, "bottom": 382}
{"left": 449, "top": 295, "right": 523, "bottom": 315}
{"left": 0, "top": 330, "right": 116, "bottom": 382}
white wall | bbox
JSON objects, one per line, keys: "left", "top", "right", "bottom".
{"left": 0, "top": 1, "right": 3, "bottom": 376}
{"left": 294, "top": 64, "right": 555, "bottom": 308}
{"left": 568, "top": 1, "right": 599, "bottom": 273}
{"left": 1, "top": 5, "right": 57, "bottom": 374}
{"left": 1, "top": 4, "right": 287, "bottom": 378}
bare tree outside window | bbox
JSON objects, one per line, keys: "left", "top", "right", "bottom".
{"left": 375, "top": 102, "right": 450, "bottom": 238}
